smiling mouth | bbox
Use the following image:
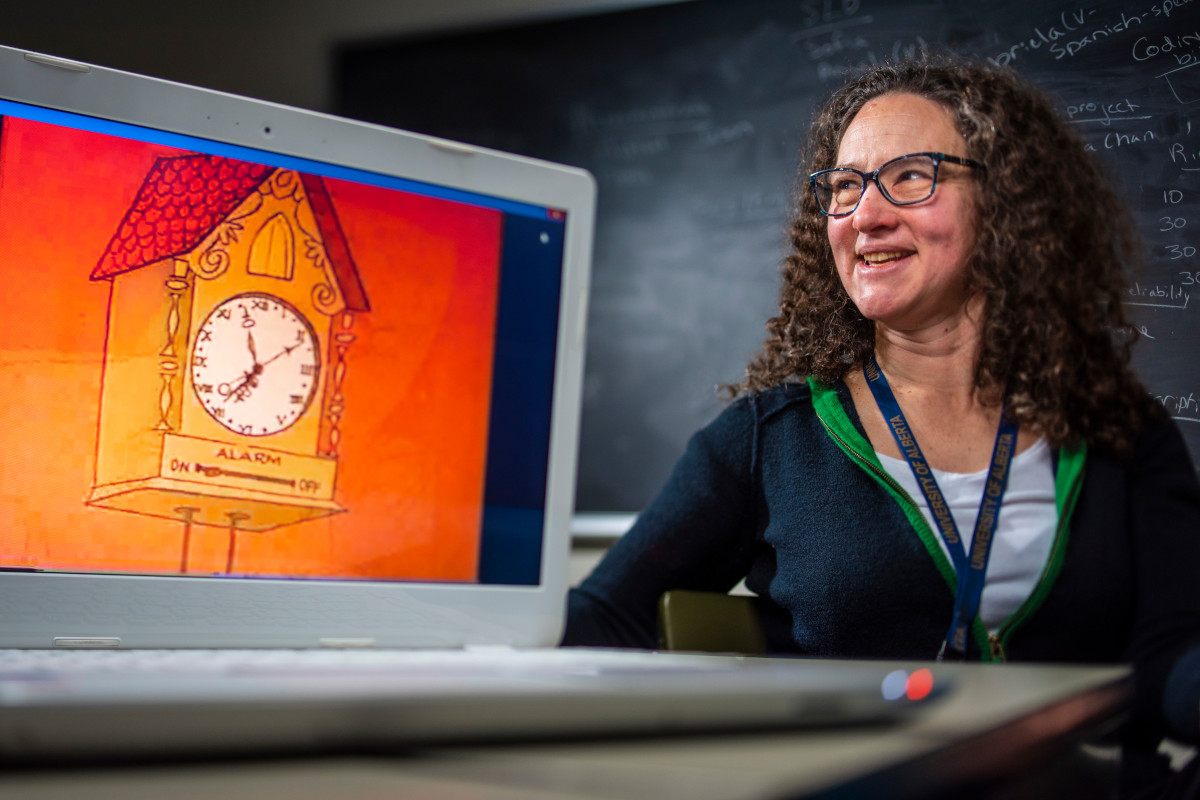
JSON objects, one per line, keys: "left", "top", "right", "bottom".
{"left": 858, "top": 250, "right": 913, "bottom": 265}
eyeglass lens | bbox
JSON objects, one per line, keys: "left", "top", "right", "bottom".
{"left": 813, "top": 155, "right": 939, "bottom": 215}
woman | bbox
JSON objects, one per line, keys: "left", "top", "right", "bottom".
{"left": 563, "top": 60, "right": 1200, "bottom": 760}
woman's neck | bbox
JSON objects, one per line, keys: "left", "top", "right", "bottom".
{"left": 846, "top": 297, "right": 1034, "bottom": 471}
{"left": 872, "top": 303, "right": 985, "bottom": 411}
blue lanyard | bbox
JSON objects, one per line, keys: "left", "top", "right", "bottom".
{"left": 863, "top": 356, "right": 1019, "bottom": 660}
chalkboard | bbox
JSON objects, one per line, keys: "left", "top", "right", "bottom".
{"left": 336, "top": 0, "right": 1200, "bottom": 513}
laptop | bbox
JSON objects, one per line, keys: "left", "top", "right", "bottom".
{"left": 0, "top": 45, "right": 945, "bottom": 761}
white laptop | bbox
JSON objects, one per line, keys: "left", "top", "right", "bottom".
{"left": 0, "top": 45, "right": 944, "bottom": 761}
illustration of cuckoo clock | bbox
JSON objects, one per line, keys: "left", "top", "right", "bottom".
{"left": 87, "top": 154, "right": 370, "bottom": 566}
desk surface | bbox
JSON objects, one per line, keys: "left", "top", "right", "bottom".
{"left": 1, "top": 661, "right": 1130, "bottom": 800}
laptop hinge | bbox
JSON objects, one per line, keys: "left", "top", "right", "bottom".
{"left": 53, "top": 637, "right": 121, "bottom": 649}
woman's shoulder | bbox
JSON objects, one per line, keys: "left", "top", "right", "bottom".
{"left": 689, "top": 380, "right": 820, "bottom": 452}
{"left": 1131, "top": 403, "right": 1195, "bottom": 471}
{"left": 722, "top": 378, "right": 821, "bottom": 423}
{"left": 1077, "top": 399, "right": 1197, "bottom": 499}
{"left": 1084, "top": 396, "right": 1181, "bottom": 462}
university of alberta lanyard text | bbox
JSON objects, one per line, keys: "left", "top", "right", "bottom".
{"left": 863, "top": 356, "right": 1018, "bottom": 660}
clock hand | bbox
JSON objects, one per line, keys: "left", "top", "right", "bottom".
{"left": 214, "top": 331, "right": 265, "bottom": 400}
{"left": 259, "top": 342, "right": 301, "bottom": 369}
{"left": 218, "top": 363, "right": 263, "bottom": 401}
{"left": 212, "top": 336, "right": 307, "bottom": 403}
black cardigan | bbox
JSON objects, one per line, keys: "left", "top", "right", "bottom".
{"left": 563, "top": 380, "right": 1200, "bottom": 744}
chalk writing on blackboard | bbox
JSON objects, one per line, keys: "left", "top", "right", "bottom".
{"left": 1134, "top": 31, "right": 1200, "bottom": 63}
{"left": 1065, "top": 98, "right": 1150, "bottom": 125}
{"left": 1157, "top": 61, "right": 1200, "bottom": 104}
{"left": 1155, "top": 391, "right": 1200, "bottom": 421}
{"left": 993, "top": 3, "right": 1199, "bottom": 68}
{"left": 988, "top": 9, "right": 1095, "bottom": 67}
{"left": 1170, "top": 142, "right": 1200, "bottom": 168}
{"left": 1127, "top": 282, "right": 1191, "bottom": 308}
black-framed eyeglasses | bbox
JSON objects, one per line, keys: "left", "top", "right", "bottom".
{"left": 808, "top": 152, "right": 985, "bottom": 217}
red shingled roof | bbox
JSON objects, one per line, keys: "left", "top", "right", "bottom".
{"left": 91, "top": 155, "right": 273, "bottom": 280}
{"left": 90, "top": 155, "right": 368, "bottom": 311}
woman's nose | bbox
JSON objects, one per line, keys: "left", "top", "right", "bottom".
{"left": 851, "top": 181, "right": 897, "bottom": 231}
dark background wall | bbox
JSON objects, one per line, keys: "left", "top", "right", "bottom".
{"left": 0, "top": 0, "right": 674, "bottom": 113}
{"left": 337, "top": 0, "right": 1200, "bottom": 514}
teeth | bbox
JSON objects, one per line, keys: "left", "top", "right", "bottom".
{"left": 859, "top": 251, "right": 910, "bottom": 264}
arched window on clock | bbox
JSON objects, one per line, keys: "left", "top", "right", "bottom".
{"left": 248, "top": 213, "right": 295, "bottom": 280}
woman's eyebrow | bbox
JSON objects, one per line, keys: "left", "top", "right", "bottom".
{"left": 833, "top": 152, "right": 892, "bottom": 170}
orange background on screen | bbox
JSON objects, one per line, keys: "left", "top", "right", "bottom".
{"left": 0, "top": 116, "right": 501, "bottom": 581}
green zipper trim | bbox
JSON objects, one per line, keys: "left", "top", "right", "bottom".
{"left": 808, "top": 377, "right": 992, "bottom": 658}
{"left": 995, "top": 441, "right": 1086, "bottom": 653}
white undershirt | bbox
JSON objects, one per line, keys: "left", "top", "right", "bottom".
{"left": 875, "top": 438, "right": 1057, "bottom": 632}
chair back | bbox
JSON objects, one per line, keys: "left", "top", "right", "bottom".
{"left": 657, "top": 590, "right": 767, "bottom": 654}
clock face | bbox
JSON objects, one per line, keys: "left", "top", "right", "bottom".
{"left": 190, "top": 293, "right": 321, "bottom": 436}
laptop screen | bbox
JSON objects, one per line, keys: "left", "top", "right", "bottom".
{"left": 0, "top": 98, "right": 564, "bottom": 587}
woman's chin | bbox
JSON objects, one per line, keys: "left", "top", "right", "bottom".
{"left": 849, "top": 295, "right": 907, "bottom": 326}
{"left": 852, "top": 296, "right": 940, "bottom": 333}
{"left": 856, "top": 300, "right": 982, "bottom": 340}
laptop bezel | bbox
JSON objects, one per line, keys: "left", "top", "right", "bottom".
{"left": 0, "top": 45, "right": 594, "bottom": 649}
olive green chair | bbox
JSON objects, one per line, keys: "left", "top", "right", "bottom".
{"left": 656, "top": 589, "right": 767, "bottom": 654}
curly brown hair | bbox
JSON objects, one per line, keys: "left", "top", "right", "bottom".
{"left": 737, "top": 58, "right": 1151, "bottom": 455}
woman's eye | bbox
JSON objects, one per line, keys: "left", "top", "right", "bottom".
{"left": 894, "top": 169, "right": 929, "bottom": 183}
